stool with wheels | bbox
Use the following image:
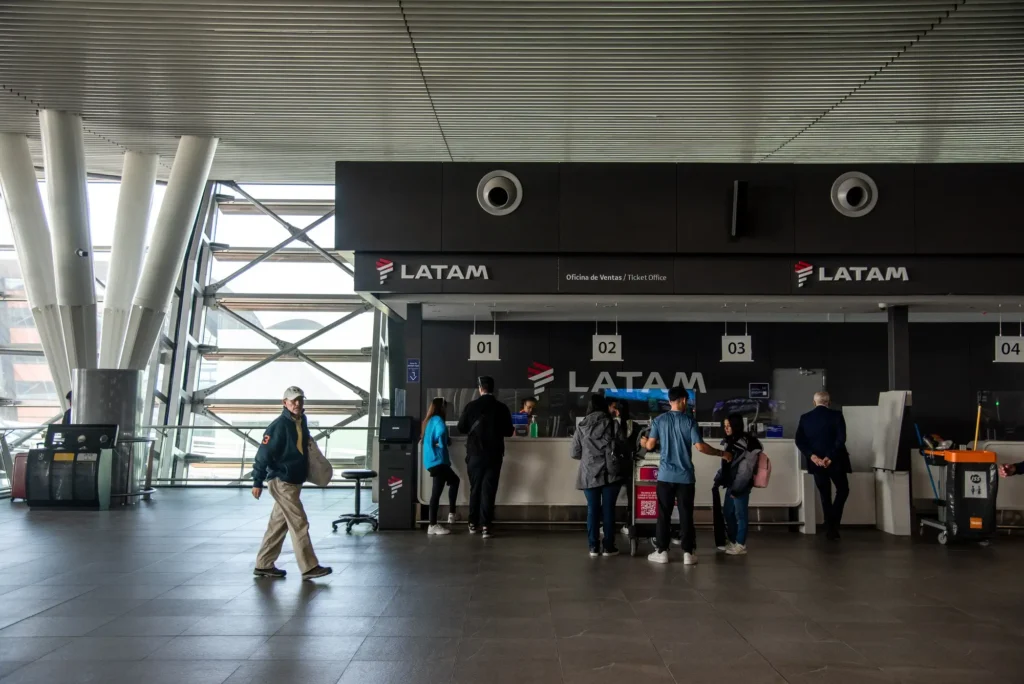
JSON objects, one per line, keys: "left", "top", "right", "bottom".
{"left": 332, "top": 469, "right": 378, "bottom": 533}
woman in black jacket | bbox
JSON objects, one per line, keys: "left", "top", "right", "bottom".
{"left": 714, "top": 414, "right": 761, "bottom": 556}
{"left": 571, "top": 394, "right": 625, "bottom": 557}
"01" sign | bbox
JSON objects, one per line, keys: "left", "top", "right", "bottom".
{"left": 469, "top": 334, "right": 500, "bottom": 361}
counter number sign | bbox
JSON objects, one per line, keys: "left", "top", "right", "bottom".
{"left": 995, "top": 336, "right": 1024, "bottom": 363}
{"left": 591, "top": 334, "right": 622, "bottom": 362}
{"left": 470, "top": 334, "right": 500, "bottom": 361}
{"left": 721, "top": 335, "right": 753, "bottom": 363}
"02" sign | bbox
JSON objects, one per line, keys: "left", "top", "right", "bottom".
{"left": 591, "top": 334, "right": 622, "bottom": 362}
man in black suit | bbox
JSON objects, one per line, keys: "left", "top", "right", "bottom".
{"left": 457, "top": 376, "right": 514, "bottom": 539}
{"left": 796, "top": 391, "right": 851, "bottom": 540}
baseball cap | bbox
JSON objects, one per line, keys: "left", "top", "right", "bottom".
{"left": 283, "top": 386, "right": 305, "bottom": 401}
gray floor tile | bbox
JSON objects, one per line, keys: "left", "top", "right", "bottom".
{"left": 339, "top": 659, "right": 456, "bottom": 684}
{"left": 87, "top": 616, "right": 202, "bottom": 637}
{"left": 183, "top": 615, "right": 292, "bottom": 636}
{"left": 370, "top": 616, "right": 463, "bottom": 638}
{"left": 249, "top": 635, "right": 365, "bottom": 660}
{"left": 148, "top": 635, "right": 268, "bottom": 660}
{"left": 0, "top": 662, "right": 27, "bottom": 679}
{"left": 40, "top": 636, "right": 171, "bottom": 661}
{"left": 464, "top": 600, "right": 551, "bottom": 619}
{"left": 0, "top": 637, "right": 70, "bottom": 661}
{"left": 223, "top": 660, "right": 351, "bottom": 684}
{"left": 552, "top": 618, "right": 646, "bottom": 639}
{"left": 34, "top": 598, "right": 147, "bottom": 618}
{"left": 271, "top": 616, "right": 378, "bottom": 637}
{"left": 781, "top": 664, "right": 897, "bottom": 684}
{"left": 453, "top": 660, "right": 563, "bottom": 684}
{"left": 125, "top": 599, "right": 232, "bottom": 618}
{"left": 666, "top": 656, "right": 787, "bottom": 684}
{"left": 157, "top": 585, "right": 252, "bottom": 601}
{"left": 352, "top": 636, "right": 459, "bottom": 661}
{"left": 458, "top": 637, "right": 558, "bottom": 661}
{"left": 462, "top": 617, "right": 556, "bottom": 639}
{"left": 562, "top": 660, "right": 675, "bottom": 684}
{"left": 0, "top": 659, "right": 245, "bottom": 684}
{"left": 301, "top": 598, "right": 389, "bottom": 617}
{"left": 0, "top": 617, "right": 116, "bottom": 638}
{"left": 549, "top": 598, "right": 635, "bottom": 620}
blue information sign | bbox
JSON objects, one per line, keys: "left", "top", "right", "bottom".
{"left": 406, "top": 358, "right": 421, "bottom": 383}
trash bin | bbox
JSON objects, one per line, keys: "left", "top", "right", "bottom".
{"left": 376, "top": 417, "right": 418, "bottom": 530}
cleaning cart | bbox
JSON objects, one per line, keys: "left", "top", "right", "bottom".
{"left": 917, "top": 404, "right": 999, "bottom": 545}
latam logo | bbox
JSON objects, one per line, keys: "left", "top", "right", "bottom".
{"left": 795, "top": 261, "right": 814, "bottom": 288}
{"left": 528, "top": 362, "right": 554, "bottom": 395}
{"left": 401, "top": 264, "right": 489, "bottom": 280}
{"left": 388, "top": 475, "right": 403, "bottom": 499}
{"left": 795, "top": 261, "right": 909, "bottom": 287}
{"left": 376, "top": 259, "right": 394, "bottom": 284}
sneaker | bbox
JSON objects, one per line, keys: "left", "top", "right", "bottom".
{"left": 427, "top": 525, "right": 451, "bottom": 536}
{"left": 648, "top": 550, "right": 669, "bottom": 564}
{"left": 602, "top": 547, "right": 620, "bottom": 557}
{"left": 468, "top": 525, "right": 479, "bottom": 534}
{"left": 683, "top": 552, "right": 698, "bottom": 566}
{"left": 589, "top": 547, "right": 600, "bottom": 558}
{"left": 621, "top": 525, "right": 631, "bottom": 536}
{"left": 253, "top": 566, "right": 286, "bottom": 578}
{"left": 448, "top": 512, "right": 459, "bottom": 524}
{"left": 671, "top": 537, "right": 682, "bottom": 547}
{"left": 481, "top": 528, "right": 493, "bottom": 539}
{"left": 725, "top": 543, "right": 747, "bottom": 556}
{"left": 717, "top": 542, "right": 735, "bottom": 553}
{"left": 301, "top": 565, "right": 333, "bottom": 580}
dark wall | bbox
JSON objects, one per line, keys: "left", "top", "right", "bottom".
{"left": 337, "top": 162, "right": 1024, "bottom": 255}
{"left": 406, "top": 320, "right": 1024, "bottom": 443}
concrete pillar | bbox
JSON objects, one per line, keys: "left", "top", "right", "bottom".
{"left": 39, "top": 110, "right": 97, "bottom": 370}
{"left": 122, "top": 136, "right": 217, "bottom": 370}
{"left": 99, "top": 152, "right": 158, "bottom": 368}
{"left": 0, "top": 134, "right": 73, "bottom": 406}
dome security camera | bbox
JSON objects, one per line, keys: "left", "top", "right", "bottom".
{"left": 831, "top": 172, "right": 879, "bottom": 218}
{"left": 476, "top": 170, "right": 523, "bottom": 216}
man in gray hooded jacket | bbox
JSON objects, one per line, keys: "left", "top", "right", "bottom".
{"left": 571, "top": 394, "right": 627, "bottom": 557}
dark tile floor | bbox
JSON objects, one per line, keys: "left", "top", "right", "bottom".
{"left": 0, "top": 489, "right": 1022, "bottom": 684}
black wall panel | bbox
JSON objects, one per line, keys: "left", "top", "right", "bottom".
{"left": 678, "top": 164, "right": 795, "bottom": 253}
{"left": 793, "top": 165, "right": 915, "bottom": 255}
{"left": 441, "top": 163, "right": 560, "bottom": 252}
{"left": 559, "top": 163, "right": 677, "bottom": 253}
{"left": 335, "top": 162, "right": 442, "bottom": 251}
{"left": 914, "top": 165, "right": 1024, "bottom": 254}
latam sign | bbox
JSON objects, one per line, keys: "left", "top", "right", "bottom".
{"left": 795, "top": 261, "right": 909, "bottom": 288}
{"left": 374, "top": 259, "right": 489, "bottom": 284}
{"left": 529, "top": 362, "right": 706, "bottom": 394}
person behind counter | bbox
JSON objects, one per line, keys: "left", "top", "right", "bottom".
{"left": 795, "top": 391, "right": 850, "bottom": 541}
{"left": 519, "top": 397, "right": 537, "bottom": 416}
{"left": 422, "top": 397, "right": 460, "bottom": 536}
{"left": 609, "top": 400, "right": 638, "bottom": 536}
{"left": 713, "top": 414, "right": 761, "bottom": 556}
{"left": 644, "top": 386, "right": 731, "bottom": 565}
{"left": 571, "top": 394, "right": 627, "bottom": 557}
{"left": 457, "top": 375, "right": 514, "bottom": 539}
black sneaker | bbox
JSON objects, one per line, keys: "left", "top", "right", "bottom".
{"left": 302, "top": 566, "right": 333, "bottom": 580}
{"left": 589, "top": 547, "right": 600, "bottom": 558}
{"left": 253, "top": 566, "right": 286, "bottom": 579}
{"left": 468, "top": 525, "right": 479, "bottom": 534}
{"left": 481, "top": 528, "right": 493, "bottom": 539}
{"left": 602, "top": 547, "right": 620, "bottom": 557}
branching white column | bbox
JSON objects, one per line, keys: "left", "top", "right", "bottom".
{"left": 122, "top": 136, "right": 217, "bottom": 370}
{"left": 0, "top": 134, "right": 73, "bottom": 404}
{"left": 99, "top": 151, "right": 158, "bottom": 368}
{"left": 39, "top": 110, "right": 97, "bottom": 370}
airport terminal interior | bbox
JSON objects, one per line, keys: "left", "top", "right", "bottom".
{"left": 1, "top": 1, "right": 1024, "bottom": 683}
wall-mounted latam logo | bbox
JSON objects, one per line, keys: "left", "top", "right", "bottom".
{"left": 388, "top": 475, "right": 403, "bottom": 499}
{"left": 376, "top": 259, "right": 394, "bottom": 284}
{"left": 528, "top": 362, "right": 554, "bottom": 395}
{"left": 794, "top": 261, "right": 909, "bottom": 287}
{"left": 794, "top": 261, "right": 814, "bottom": 288}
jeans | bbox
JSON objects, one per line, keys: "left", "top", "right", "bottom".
{"left": 428, "top": 464, "right": 460, "bottom": 525}
{"left": 723, "top": 491, "right": 750, "bottom": 545}
{"left": 468, "top": 459, "right": 502, "bottom": 529}
{"left": 813, "top": 468, "right": 850, "bottom": 533}
{"left": 583, "top": 482, "right": 622, "bottom": 550}
{"left": 656, "top": 481, "right": 696, "bottom": 554}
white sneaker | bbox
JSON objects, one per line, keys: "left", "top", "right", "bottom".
{"left": 717, "top": 542, "right": 735, "bottom": 553}
{"left": 648, "top": 550, "right": 669, "bottom": 564}
{"left": 671, "top": 537, "right": 682, "bottom": 547}
{"left": 621, "top": 525, "right": 631, "bottom": 536}
{"left": 589, "top": 548, "right": 600, "bottom": 558}
{"left": 481, "top": 528, "right": 493, "bottom": 539}
{"left": 683, "top": 552, "right": 698, "bottom": 566}
{"left": 427, "top": 525, "right": 450, "bottom": 536}
{"left": 725, "top": 544, "right": 747, "bottom": 556}
{"left": 447, "top": 513, "right": 459, "bottom": 524}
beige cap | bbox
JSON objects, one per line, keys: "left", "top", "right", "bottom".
{"left": 283, "top": 386, "right": 305, "bottom": 401}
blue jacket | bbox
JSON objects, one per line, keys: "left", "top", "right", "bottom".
{"left": 795, "top": 405, "right": 851, "bottom": 474}
{"left": 422, "top": 415, "right": 450, "bottom": 470}
{"left": 252, "top": 409, "right": 310, "bottom": 488}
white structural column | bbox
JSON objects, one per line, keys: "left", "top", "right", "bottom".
{"left": 122, "top": 136, "right": 217, "bottom": 370}
{"left": 39, "top": 110, "right": 97, "bottom": 370}
{"left": 0, "top": 134, "right": 73, "bottom": 404}
{"left": 99, "top": 151, "right": 158, "bottom": 368}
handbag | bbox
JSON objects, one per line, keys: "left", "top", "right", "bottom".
{"left": 306, "top": 438, "right": 334, "bottom": 487}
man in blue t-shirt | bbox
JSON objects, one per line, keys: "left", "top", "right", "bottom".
{"left": 644, "top": 386, "right": 731, "bottom": 565}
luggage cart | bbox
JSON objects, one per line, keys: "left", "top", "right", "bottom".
{"left": 627, "top": 459, "right": 681, "bottom": 556}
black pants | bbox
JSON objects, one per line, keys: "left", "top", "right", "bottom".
{"left": 813, "top": 469, "right": 850, "bottom": 532}
{"left": 656, "top": 481, "right": 696, "bottom": 553}
{"left": 712, "top": 485, "right": 729, "bottom": 548}
{"left": 468, "top": 460, "right": 502, "bottom": 529}
{"left": 428, "top": 464, "right": 460, "bottom": 526}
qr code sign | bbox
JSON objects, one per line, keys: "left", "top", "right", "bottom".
{"left": 640, "top": 500, "right": 657, "bottom": 518}
{"left": 635, "top": 486, "right": 658, "bottom": 520}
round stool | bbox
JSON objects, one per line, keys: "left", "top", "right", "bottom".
{"left": 331, "top": 469, "right": 378, "bottom": 533}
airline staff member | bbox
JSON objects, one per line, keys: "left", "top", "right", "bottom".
{"left": 520, "top": 397, "right": 538, "bottom": 416}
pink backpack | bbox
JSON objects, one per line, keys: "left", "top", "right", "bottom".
{"left": 752, "top": 451, "right": 772, "bottom": 488}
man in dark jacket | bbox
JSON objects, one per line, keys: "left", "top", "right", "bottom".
{"left": 457, "top": 376, "right": 514, "bottom": 538}
{"left": 795, "top": 391, "right": 851, "bottom": 540}
{"left": 252, "top": 386, "right": 331, "bottom": 580}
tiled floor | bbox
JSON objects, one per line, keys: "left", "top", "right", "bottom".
{"left": 0, "top": 489, "right": 1022, "bottom": 684}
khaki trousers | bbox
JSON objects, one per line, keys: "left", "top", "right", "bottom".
{"left": 256, "top": 480, "right": 320, "bottom": 573}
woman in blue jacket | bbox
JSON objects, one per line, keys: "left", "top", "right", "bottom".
{"left": 422, "top": 397, "right": 460, "bottom": 535}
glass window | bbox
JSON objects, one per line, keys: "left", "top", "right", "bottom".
{"left": 210, "top": 259, "right": 353, "bottom": 295}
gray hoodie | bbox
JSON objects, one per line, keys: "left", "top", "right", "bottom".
{"left": 571, "top": 411, "right": 623, "bottom": 490}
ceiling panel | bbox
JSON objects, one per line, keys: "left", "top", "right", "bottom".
{"left": 0, "top": 0, "right": 1021, "bottom": 181}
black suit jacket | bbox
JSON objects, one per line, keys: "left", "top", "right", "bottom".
{"left": 457, "top": 394, "right": 514, "bottom": 467}
{"left": 795, "top": 405, "right": 851, "bottom": 474}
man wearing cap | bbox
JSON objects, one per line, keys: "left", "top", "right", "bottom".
{"left": 457, "top": 376, "right": 515, "bottom": 538}
{"left": 251, "top": 386, "right": 332, "bottom": 580}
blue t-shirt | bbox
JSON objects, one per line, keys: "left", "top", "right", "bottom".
{"left": 649, "top": 411, "right": 704, "bottom": 484}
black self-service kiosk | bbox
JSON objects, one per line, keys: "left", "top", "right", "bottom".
{"left": 26, "top": 424, "right": 118, "bottom": 510}
{"left": 377, "top": 416, "right": 418, "bottom": 530}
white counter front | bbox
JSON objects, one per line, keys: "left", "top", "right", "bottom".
{"left": 417, "top": 437, "right": 802, "bottom": 508}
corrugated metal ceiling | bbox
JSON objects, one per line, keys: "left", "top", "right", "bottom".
{"left": 0, "top": 0, "right": 1020, "bottom": 181}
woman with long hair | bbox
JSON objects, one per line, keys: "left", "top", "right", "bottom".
{"left": 422, "top": 397, "right": 460, "bottom": 535}
{"left": 571, "top": 393, "right": 626, "bottom": 557}
{"left": 717, "top": 414, "right": 761, "bottom": 555}
{"left": 609, "top": 400, "right": 638, "bottom": 536}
